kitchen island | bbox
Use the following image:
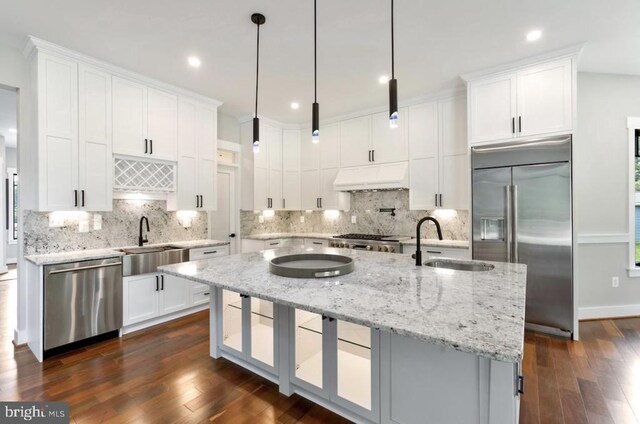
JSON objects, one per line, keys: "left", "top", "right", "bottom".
{"left": 160, "top": 247, "right": 527, "bottom": 424}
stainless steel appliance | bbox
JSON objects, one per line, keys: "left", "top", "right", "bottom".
{"left": 44, "top": 257, "right": 123, "bottom": 355}
{"left": 471, "top": 135, "right": 573, "bottom": 336}
{"left": 119, "top": 245, "right": 189, "bottom": 276}
{"left": 330, "top": 234, "right": 408, "bottom": 253}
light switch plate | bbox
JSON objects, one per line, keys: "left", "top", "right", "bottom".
{"left": 258, "top": 215, "right": 264, "bottom": 224}
{"left": 78, "top": 220, "right": 90, "bottom": 233}
{"left": 93, "top": 214, "right": 102, "bottom": 230}
{"left": 351, "top": 215, "right": 357, "bottom": 224}
{"left": 300, "top": 216, "right": 305, "bottom": 223}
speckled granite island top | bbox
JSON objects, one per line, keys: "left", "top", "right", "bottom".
{"left": 159, "top": 247, "right": 526, "bottom": 363}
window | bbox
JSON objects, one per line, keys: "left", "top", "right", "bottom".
{"left": 7, "top": 168, "right": 17, "bottom": 243}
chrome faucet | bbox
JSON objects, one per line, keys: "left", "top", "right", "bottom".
{"left": 138, "top": 216, "right": 150, "bottom": 247}
{"left": 414, "top": 216, "right": 443, "bottom": 266}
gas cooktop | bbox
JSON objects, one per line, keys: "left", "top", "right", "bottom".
{"left": 333, "top": 234, "right": 409, "bottom": 242}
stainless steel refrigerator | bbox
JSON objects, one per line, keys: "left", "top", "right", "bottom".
{"left": 471, "top": 136, "right": 573, "bottom": 337}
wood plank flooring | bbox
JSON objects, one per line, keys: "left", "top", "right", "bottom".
{"left": 1, "top": 272, "right": 640, "bottom": 423}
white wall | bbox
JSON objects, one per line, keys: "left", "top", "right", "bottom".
{"left": 0, "top": 40, "right": 29, "bottom": 344}
{"left": 217, "top": 111, "right": 240, "bottom": 143}
{"left": 575, "top": 72, "right": 640, "bottom": 318}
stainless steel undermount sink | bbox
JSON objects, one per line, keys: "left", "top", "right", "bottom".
{"left": 120, "top": 245, "right": 189, "bottom": 276}
{"left": 424, "top": 259, "right": 494, "bottom": 272}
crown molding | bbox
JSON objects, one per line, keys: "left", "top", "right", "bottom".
{"left": 460, "top": 43, "right": 586, "bottom": 83}
{"left": 22, "top": 36, "right": 223, "bottom": 107}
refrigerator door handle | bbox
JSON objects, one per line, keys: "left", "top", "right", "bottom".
{"left": 505, "top": 185, "right": 512, "bottom": 263}
{"left": 512, "top": 185, "right": 519, "bottom": 263}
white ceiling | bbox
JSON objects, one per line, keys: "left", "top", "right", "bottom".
{"left": 0, "top": 0, "right": 638, "bottom": 124}
{"left": 0, "top": 87, "right": 17, "bottom": 148}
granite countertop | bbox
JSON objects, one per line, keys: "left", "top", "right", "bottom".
{"left": 159, "top": 246, "right": 526, "bottom": 362}
{"left": 242, "top": 233, "right": 338, "bottom": 241}
{"left": 400, "top": 239, "right": 469, "bottom": 249}
{"left": 243, "top": 233, "right": 469, "bottom": 249}
{"left": 25, "top": 239, "right": 229, "bottom": 266}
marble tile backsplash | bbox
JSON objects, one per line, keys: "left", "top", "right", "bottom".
{"left": 241, "top": 191, "right": 468, "bottom": 240}
{"left": 24, "top": 200, "right": 208, "bottom": 255}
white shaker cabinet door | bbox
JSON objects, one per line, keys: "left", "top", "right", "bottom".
{"left": 283, "top": 170, "right": 301, "bottom": 210}
{"left": 112, "top": 76, "right": 147, "bottom": 158}
{"left": 320, "top": 123, "right": 341, "bottom": 169}
{"left": 38, "top": 53, "right": 79, "bottom": 210}
{"left": 301, "top": 169, "right": 320, "bottom": 210}
{"left": 468, "top": 74, "right": 516, "bottom": 145}
{"left": 371, "top": 108, "right": 408, "bottom": 164}
{"left": 123, "top": 275, "right": 160, "bottom": 326}
{"left": 198, "top": 157, "right": 217, "bottom": 211}
{"left": 198, "top": 104, "right": 218, "bottom": 161}
{"left": 159, "top": 274, "right": 191, "bottom": 315}
{"left": 516, "top": 59, "right": 572, "bottom": 137}
{"left": 409, "top": 103, "right": 438, "bottom": 210}
{"left": 78, "top": 65, "right": 112, "bottom": 212}
{"left": 147, "top": 87, "right": 178, "bottom": 162}
{"left": 340, "top": 116, "right": 371, "bottom": 168}
{"left": 300, "top": 128, "right": 320, "bottom": 171}
{"left": 253, "top": 166, "right": 269, "bottom": 210}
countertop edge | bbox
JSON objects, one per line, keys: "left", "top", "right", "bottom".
{"left": 159, "top": 265, "right": 523, "bottom": 363}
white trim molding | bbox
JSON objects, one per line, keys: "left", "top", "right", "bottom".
{"left": 579, "top": 304, "right": 640, "bottom": 320}
{"left": 577, "top": 234, "right": 630, "bottom": 244}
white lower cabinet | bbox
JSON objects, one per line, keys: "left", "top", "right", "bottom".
{"left": 218, "top": 289, "right": 277, "bottom": 374}
{"left": 304, "top": 238, "right": 329, "bottom": 248}
{"left": 241, "top": 238, "right": 303, "bottom": 253}
{"left": 402, "top": 246, "right": 470, "bottom": 260}
{"left": 123, "top": 274, "right": 160, "bottom": 325}
{"left": 291, "top": 309, "right": 380, "bottom": 422}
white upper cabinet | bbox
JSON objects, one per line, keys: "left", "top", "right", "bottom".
{"left": 301, "top": 169, "right": 320, "bottom": 210}
{"left": 167, "top": 97, "right": 218, "bottom": 211}
{"left": 408, "top": 95, "right": 468, "bottom": 210}
{"left": 112, "top": 77, "right": 178, "bottom": 161}
{"left": 32, "top": 52, "right": 114, "bottom": 212}
{"left": 300, "top": 128, "right": 320, "bottom": 171}
{"left": 468, "top": 74, "right": 516, "bottom": 144}
{"left": 409, "top": 102, "right": 438, "bottom": 210}
{"left": 282, "top": 129, "right": 301, "bottom": 210}
{"left": 78, "top": 65, "right": 113, "bottom": 212}
{"left": 371, "top": 108, "right": 409, "bottom": 164}
{"left": 320, "top": 124, "right": 341, "bottom": 169}
{"left": 516, "top": 59, "right": 572, "bottom": 137}
{"left": 467, "top": 57, "right": 574, "bottom": 145}
{"left": 112, "top": 76, "right": 147, "bottom": 158}
{"left": 146, "top": 88, "right": 178, "bottom": 161}
{"left": 340, "top": 116, "right": 371, "bottom": 168}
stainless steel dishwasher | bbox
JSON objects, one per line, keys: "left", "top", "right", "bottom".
{"left": 44, "top": 257, "right": 123, "bottom": 355}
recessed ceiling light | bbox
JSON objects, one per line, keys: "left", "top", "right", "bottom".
{"left": 8, "top": 128, "right": 17, "bottom": 134}
{"left": 187, "top": 56, "right": 201, "bottom": 68}
{"left": 290, "top": 102, "right": 300, "bottom": 110}
{"left": 378, "top": 75, "right": 389, "bottom": 84}
{"left": 526, "top": 30, "right": 542, "bottom": 42}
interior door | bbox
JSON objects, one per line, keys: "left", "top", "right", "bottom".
{"left": 472, "top": 167, "right": 511, "bottom": 262}
{"left": 512, "top": 163, "right": 572, "bottom": 331}
{"left": 209, "top": 170, "right": 237, "bottom": 253}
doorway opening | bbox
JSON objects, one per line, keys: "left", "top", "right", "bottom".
{"left": 0, "top": 84, "right": 18, "bottom": 352}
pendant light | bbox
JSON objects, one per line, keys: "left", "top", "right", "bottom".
{"left": 311, "top": 0, "right": 320, "bottom": 143}
{"left": 251, "top": 13, "right": 266, "bottom": 153}
{"left": 388, "top": 0, "right": 399, "bottom": 129}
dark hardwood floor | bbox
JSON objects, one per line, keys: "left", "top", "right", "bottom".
{"left": 1, "top": 271, "right": 640, "bottom": 423}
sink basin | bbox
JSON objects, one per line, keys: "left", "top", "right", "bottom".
{"left": 424, "top": 259, "right": 494, "bottom": 272}
{"left": 120, "top": 245, "right": 189, "bottom": 276}
{"left": 118, "top": 245, "right": 181, "bottom": 255}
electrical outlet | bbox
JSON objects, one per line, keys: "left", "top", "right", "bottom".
{"left": 300, "top": 216, "right": 305, "bottom": 223}
{"left": 351, "top": 215, "right": 357, "bottom": 224}
{"left": 93, "top": 214, "right": 102, "bottom": 230}
{"left": 78, "top": 220, "right": 89, "bottom": 233}
{"left": 612, "top": 276, "right": 619, "bottom": 288}
{"left": 258, "top": 215, "right": 264, "bottom": 224}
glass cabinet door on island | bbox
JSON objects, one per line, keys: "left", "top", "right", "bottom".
{"left": 222, "top": 290, "right": 243, "bottom": 353}
{"left": 294, "top": 309, "right": 324, "bottom": 390}
{"left": 250, "top": 298, "right": 275, "bottom": 367}
{"left": 336, "top": 321, "right": 372, "bottom": 410}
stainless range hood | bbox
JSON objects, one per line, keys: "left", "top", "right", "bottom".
{"left": 333, "top": 162, "right": 409, "bottom": 191}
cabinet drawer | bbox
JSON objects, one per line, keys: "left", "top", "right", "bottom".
{"left": 421, "top": 247, "right": 469, "bottom": 259}
{"left": 190, "top": 245, "right": 229, "bottom": 261}
{"left": 304, "top": 238, "right": 329, "bottom": 248}
{"left": 264, "top": 239, "right": 285, "bottom": 248}
{"left": 192, "top": 289, "right": 211, "bottom": 306}
{"left": 193, "top": 282, "right": 209, "bottom": 293}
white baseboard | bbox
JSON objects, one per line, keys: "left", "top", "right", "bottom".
{"left": 578, "top": 304, "right": 640, "bottom": 320}
{"left": 13, "top": 328, "right": 27, "bottom": 345}
{"left": 122, "top": 304, "right": 208, "bottom": 335}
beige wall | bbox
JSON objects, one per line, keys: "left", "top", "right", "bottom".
{"left": 575, "top": 72, "right": 640, "bottom": 317}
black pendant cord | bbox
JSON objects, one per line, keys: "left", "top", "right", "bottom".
{"left": 255, "top": 21, "right": 260, "bottom": 118}
{"left": 314, "top": 0, "right": 317, "bottom": 103}
{"left": 391, "top": 0, "right": 395, "bottom": 79}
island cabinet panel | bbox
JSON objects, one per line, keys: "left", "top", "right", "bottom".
{"left": 289, "top": 309, "right": 381, "bottom": 423}
{"left": 217, "top": 288, "right": 279, "bottom": 376}
{"left": 380, "top": 332, "right": 520, "bottom": 424}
